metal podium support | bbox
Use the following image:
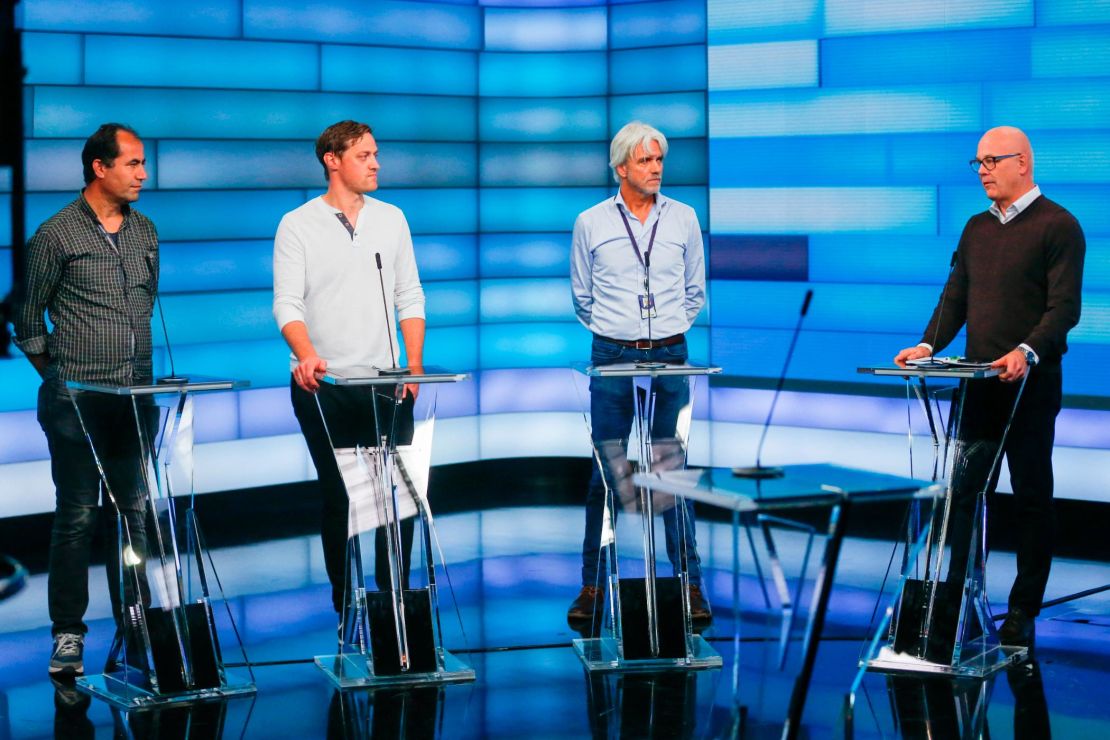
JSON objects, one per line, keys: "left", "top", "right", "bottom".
{"left": 67, "top": 376, "right": 256, "bottom": 709}
{"left": 572, "top": 361, "right": 723, "bottom": 673}
{"left": 857, "top": 365, "right": 1028, "bottom": 678}
{"left": 313, "top": 366, "right": 475, "bottom": 689}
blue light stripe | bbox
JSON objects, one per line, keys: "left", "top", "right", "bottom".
{"left": 480, "top": 187, "right": 608, "bottom": 232}
{"left": 414, "top": 235, "right": 478, "bottom": 281}
{"left": 426, "top": 281, "right": 479, "bottom": 326}
{"left": 611, "top": 45, "right": 708, "bottom": 95}
{"left": 373, "top": 189, "right": 478, "bottom": 235}
{"left": 322, "top": 45, "right": 478, "bottom": 96}
{"left": 708, "top": 41, "right": 817, "bottom": 91}
{"left": 479, "top": 233, "right": 571, "bottom": 278}
{"left": 479, "top": 142, "right": 607, "bottom": 187}
{"left": 824, "top": 0, "right": 1033, "bottom": 37}
{"left": 808, "top": 235, "right": 957, "bottom": 285}
{"left": 160, "top": 240, "right": 274, "bottom": 293}
{"left": 610, "top": 0, "right": 706, "bottom": 49}
{"left": 480, "top": 52, "right": 606, "bottom": 98}
{"left": 484, "top": 7, "right": 607, "bottom": 52}
{"left": 32, "top": 87, "right": 477, "bottom": 141}
{"left": 1036, "top": 0, "right": 1110, "bottom": 26}
{"left": 84, "top": 36, "right": 319, "bottom": 91}
{"left": 425, "top": 326, "right": 480, "bottom": 372}
{"left": 610, "top": 92, "right": 707, "bottom": 138}
{"left": 21, "top": 32, "right": 81, "bottom": 85}
{"left": 1032, "top": 28, "right": 1110, "bottom": 79}
{"left": 480, "top": 323, "right": 590, "bottom": 369}
{"left": 938, "top": 185, "right": 1110, "bottom": 237}
{"left": 706, "top": 0, "right": 821, "bottom": 45}
{"left": 20, "top": 0, "right": 241, "bottom": 37}
{"left": 479, "top": 98, "right": 607, "bottom": 142}
{"left": 711, "top": 187, "right": 936, "bottom": 235}
{"left": 480, "top": 278, "right": 575, "bottom": 322}
{"left": 985, "top": 80, "right": 1110, "bottom": 130}
{"left": 243, "top": 0, "right": 482, "bottom": 49}
{"left": 710, "top": 86, "right": 982, "bottom": 138}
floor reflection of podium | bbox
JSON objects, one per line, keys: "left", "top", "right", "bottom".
{"left": 66, "top": 376, "right": 256, "bottom": 709}
{"left": 637, "top": 463, "right": 939, "bottom": 740}
{"left": 572, "top": 362, "right": 723, "bottom": 673}
{"left": 313, "top": 367, "right": 475, "bottom": 689}
{"left": 857, "top": 365, "right": 1028, "bottom": 679}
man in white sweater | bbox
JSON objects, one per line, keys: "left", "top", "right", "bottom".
{"left": 273, "top": 120, "right": 426, "bottom": 617}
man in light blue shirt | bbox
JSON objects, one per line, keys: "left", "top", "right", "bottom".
{"left": 568, "top": 121, "right": 710, "bottom": 628}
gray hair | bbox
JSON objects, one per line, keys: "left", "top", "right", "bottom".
{"left": 609, "top": 121, "right": 668, "bottom": 183}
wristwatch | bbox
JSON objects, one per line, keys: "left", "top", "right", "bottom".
{"left": 1023, "top": 348, "right": 1037, "bottom": 366}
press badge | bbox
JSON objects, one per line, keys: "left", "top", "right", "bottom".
{"left": 638, "top": 293, "right": 658, "bottom": 320}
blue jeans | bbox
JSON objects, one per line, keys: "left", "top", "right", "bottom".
{"left": 581, "top": 336, "right": 702, "bottom": 587}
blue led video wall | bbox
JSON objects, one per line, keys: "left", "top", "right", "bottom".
{"left": 706, "top": 0, "right": 1110, "bottom": 402}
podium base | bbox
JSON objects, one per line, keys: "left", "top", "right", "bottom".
{"left": 76, "top": 669, "right": 256, "bottom": 709}
{"left": 572, "top": 636, "right": 722, "bottom": 673}
{"left": 314, "top": 648, "right": 475, "bottom": 689}
{"left": 865, "top": 641, "right": 1027, "bottom": 679}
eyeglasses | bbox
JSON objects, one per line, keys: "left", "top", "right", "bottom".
{"left": 968, "top": 153, "right": 1019, "bottom": 172}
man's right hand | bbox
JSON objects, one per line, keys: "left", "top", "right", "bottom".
{"left": 293, "top": 355, "right": 328, "bottom": 392}
{"left": 894, "top": 345, "right": 931, "bottom": 367}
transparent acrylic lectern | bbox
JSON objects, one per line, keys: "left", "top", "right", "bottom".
{"left": 571, "top": 361, "right": 723, "bottom": 672}
{"left": 313, "top": 366, "right": 475, "bottom": 688}
{"left": 66, "top": 376, "right": 256, "bottom": 708}
{"left": 856, "top": 364, "right": 1029, "bottom": 678}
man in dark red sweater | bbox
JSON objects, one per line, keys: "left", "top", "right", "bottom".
{"left": 896, "top": 126, "right": 1085, "bottom": 648}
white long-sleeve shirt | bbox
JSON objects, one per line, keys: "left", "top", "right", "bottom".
{"left": 273, "top": 195, "right": 425, "bottom": 371}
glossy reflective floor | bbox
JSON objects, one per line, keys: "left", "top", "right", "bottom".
{"left": 2, "top": 506, "right": 1108, "bottom": 738}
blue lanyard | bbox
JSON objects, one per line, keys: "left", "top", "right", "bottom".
{"left": 617, "top": 207, "right": 659, "bottom": 269}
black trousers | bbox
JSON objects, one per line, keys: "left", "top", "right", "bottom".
{"left": 38, "top": 383, "right": 154, "bottom": 636}
{"left": 290, "top": 379, "right": 416, "bottom": 613}
{"left": 945, "top": 369, "right": 1061, "bottom": 616}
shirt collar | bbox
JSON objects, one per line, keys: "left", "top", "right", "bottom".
{"left": 614, "top": 190, "right": 667, "bottom": 219}
{"left": 989, "top": 184, "right": 1041, "bottom": 224}
{"left": 77, "top": 190, "right": 131, "bottom": 227}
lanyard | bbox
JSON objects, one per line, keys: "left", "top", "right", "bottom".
{"left": 617, "top": 207, "right": 659, "bottom": 269}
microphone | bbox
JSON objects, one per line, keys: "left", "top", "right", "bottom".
{"left": 375, "top": 252, "right": 408, "bottom": 377}
{"left": 149, "top": 251, "right": 187, "bottom": 384}
{"left": 733, "top": 288, "right": 814, "bottom": 479}
{"left": 924, "top": 250, "right": 959, "bottom": 360}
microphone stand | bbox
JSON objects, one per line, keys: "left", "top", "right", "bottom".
{"left": 150, "top": 251, "right": 187, "bottom": 384}
{"left": 375, "top": 252, "right": 409, "bottom": 377}
{"left": 733, "top": 289, "right": 814, "bottom": 479}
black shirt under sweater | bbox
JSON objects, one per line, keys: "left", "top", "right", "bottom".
{"left": 922, "top": 195, "right": 1085, "bottom": 367}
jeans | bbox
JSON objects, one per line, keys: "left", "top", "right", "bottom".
{"left": 38, "top": 383, "right": 151, "bottom": 636}
{"left": 291, "top": 380, "right": 416, "bottom": 613}
{"left": 581, "top": 336, "right": 703, "bottom": 587}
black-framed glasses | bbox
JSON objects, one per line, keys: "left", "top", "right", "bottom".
{"left": 968, "top": 153, "right": 1020, "bottom": 172}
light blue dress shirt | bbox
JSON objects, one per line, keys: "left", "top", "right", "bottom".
{"left": 570, "top": 191, "right": 705, "bottom": 341}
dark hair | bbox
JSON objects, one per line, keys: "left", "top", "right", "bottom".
{"left": 315, "top": 120, "right": 373, "bottom": 181}
{"left": 81, "top": 123, "right": 140, "bottom": 185}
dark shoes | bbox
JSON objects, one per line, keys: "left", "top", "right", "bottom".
{"left": 567, "top": 586, "right": 605, "bottom": 625}
{"left": 999, "top": 607, "right": 1035, "bottom": 647}
{"left": 688, "top": 584, "right": 712, "bottom": 627}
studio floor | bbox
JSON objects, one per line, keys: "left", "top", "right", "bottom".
{"left": 2, "top": 506, "right": 1108, "bottom": 738}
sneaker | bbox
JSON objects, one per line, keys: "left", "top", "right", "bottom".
{"left": 566, "top": 586, "right": 605, "bottom": 626}
{"left": 49, "top": 632, "right": 85, "bottom": 677}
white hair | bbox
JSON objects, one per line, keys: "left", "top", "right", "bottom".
{"left": 609, "top": 121, "right": 668, "bottom": 183}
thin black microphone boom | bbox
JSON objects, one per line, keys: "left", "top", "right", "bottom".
{"left": 926, "top": 250, "right": 959, "bottom": 358}
{"left": 733, "top": 288, "right": 814, "bottom": 479}
{"left": 149, "top": 250, "right": 186, "bottom": 384}
{"left": 375, "top": 252, "right": 408, "bottom": 376}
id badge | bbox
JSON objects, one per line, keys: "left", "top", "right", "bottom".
{"left": 638, "top": 293, "right": 658, "bottom": 320}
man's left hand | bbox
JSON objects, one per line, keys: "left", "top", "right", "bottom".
{"left": 403, "top": 365, "right": 424, "bottom": 400}
{"left": 991, "top": 348, "right": 1029, "bottom": 383}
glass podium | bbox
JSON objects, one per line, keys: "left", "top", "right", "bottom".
{"left": 66, "top": 376, "right": 256, "bottom": 709}
{"left": 856, "top": 365, "right": 1029, "bottom": 679}
{"left": 571, "top": 361, "right": 723, "bottom": 673}
{"left": 312, "top": 366, "right": 475, "bottom": 689}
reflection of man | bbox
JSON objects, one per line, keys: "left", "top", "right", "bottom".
{"left": 568, "top": 121, "right": 710, "bottom": 627}
{"left": 896, "top": 126, "right": 1085, "bottom": 647}
{"left": 15, "top": 123, "right": 157, "bottom": 676}
{"left": 273, "top": 120, "right": 426, "bottom": 619}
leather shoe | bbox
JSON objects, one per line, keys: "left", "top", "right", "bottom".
{"left": 567, "top": 586, "right": 605, "bottom": 625}
{"left": 688, "top": 584, "right": 712, "bottom": 626}
{"left": 998, "top": 607, "right": 1035, "bottom": 647}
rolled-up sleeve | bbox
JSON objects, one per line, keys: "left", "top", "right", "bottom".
{"left": 393, "top": 214, "right": 425, "bottom": 321}
{"left": 570, "top": 214, "right": 593, "bottom": 329}
{"left": 13, "top": 228, "right": 61, "bottom": 356}
{"left": 272, "top": 214, "right": 307, "bottom": 330}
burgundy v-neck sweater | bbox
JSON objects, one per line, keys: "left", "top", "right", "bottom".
{"left": 922, "top": 195, "right": 1085, "bottom": 367}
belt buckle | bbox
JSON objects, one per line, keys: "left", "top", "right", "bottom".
{"left": 634, "top": 339, "right": 652, "bottom": 350}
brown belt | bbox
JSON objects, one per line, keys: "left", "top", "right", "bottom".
{"left": 595, "top": 334, "right": 684, "bottom": 350}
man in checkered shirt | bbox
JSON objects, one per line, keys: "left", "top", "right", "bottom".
{"left": 14, "top": 123, "right": 158, "bottom": 678}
